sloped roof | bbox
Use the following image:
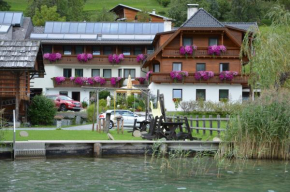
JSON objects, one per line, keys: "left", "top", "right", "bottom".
{"left": 0, "top": 41, "right": 40, "bottom": 68}
{"left": 223, "top": 22, "right": 258, "bottom": 31}
{"left": 181, "top": 8, "right": 224, "bottom": 28}
{"left": 110, "top": 4, "right": 172, "bottom": 20}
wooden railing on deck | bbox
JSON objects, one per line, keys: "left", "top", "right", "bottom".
{"left": 52, "top": 78, "right": 123, "bottom": 88}
{"left": 150, "top": 73, "right": 248, "bottom": 85}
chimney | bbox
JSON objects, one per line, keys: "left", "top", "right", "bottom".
{"left": 187, "top": 4, "right": 199, "bottom": 19}
{"left": 164, "top": 20, "right": 172, "bottom": 32}
{"left": 152, "top": 9, "right": 156, "bottom": 14}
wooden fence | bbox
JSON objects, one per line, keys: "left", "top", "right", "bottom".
{"left": 168, "top": 115, "right": 230, "bottom": 136}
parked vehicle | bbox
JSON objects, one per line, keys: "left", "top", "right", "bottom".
{"left": 46, "top": 95, "right": 81, "bottom": 111}
{"left": 99, "top": 110, "right": 147, "bottom": 129}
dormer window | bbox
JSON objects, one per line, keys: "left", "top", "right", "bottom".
{"left": 183, "top": 37, "right": 192, "bottom": 46}
{"left": 209, "top": 38, "right": 218, "bottom": 46}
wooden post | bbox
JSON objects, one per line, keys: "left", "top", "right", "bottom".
{"left": 202, "top": 115, "right": 206, "bottom": 135}
{"left": 102, "top": 118, "right": 106, "bottom": 133}
{"left": 195, "top": 115, "right": 199, "bottom": 134}
{"left": 105, "top": 113, "right": 111, "bottom": 133}
{"left": 217, "top": 115, "right": 221, "bottom": 136}
{"left": 94, "top": 143, "right": 102, "bottom": 157}
{"left": 209, "top": 115, "right": 213, "bottom": 136}
{"left": 190, "top": 115, "right": 193, "bottom": 133}
{"left": 117, "top": 118, "right": 120, "bottom": 134}
{"left": 98, "top": 118, "right": 101, "bottom": 132}
{"left": 121, "top": 118, "right": 124, "bottom": 134}
{"left": 15, "top": 72, "right": 20, "bottom": 122}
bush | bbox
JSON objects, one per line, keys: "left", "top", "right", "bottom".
{"left": 99, "top": 91, "right": 110, "bottom": 100}
{"left": 82, "top": 101, "right": 88, "bottom": 108}
{"left": 220, "top": 89, "right": 290, "bottom": 160}
{"left": 28, "top": 95, "right": 56, "bottom": 125}
{"left": 127, "top": 95, "right": 135, "bottom": 108}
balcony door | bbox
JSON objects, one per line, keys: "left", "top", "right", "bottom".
{"left": 72, "top": 92, "right": 80, "bottom": 102}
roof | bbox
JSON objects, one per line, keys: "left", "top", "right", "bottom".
{"left": 110, "top": 4, "right": 173, "bottom": 21}
{"left": 38, "top": 39, "right": 152, "bottom": 45}
{"left": 181, "top": 8, "right": 224, "bottom": 28}
{"left": 223, "top": 22, "right": 258, "bottom": 31}
{"left": 0, "top": 41, "right": 40, "bottom": 68}
{"left": 0, "top": 12, "right": 23, "bottom": 26}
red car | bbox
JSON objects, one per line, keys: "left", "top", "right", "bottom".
{"left": 46, "top": 95, "right": 82, "bottom": 111}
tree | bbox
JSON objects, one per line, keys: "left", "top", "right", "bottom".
{"left": 28, "top": 95, "right": 57, "bottom": 125}
{"left": 241, "top": 4, "right": 290, "bottom": 89}
{"left": 66, "top": 0, "right": 85, "bottom": 21}
{"left": 229, "top": 0, "right": 263, "bottom": 22}
{"left": 90, "top": 7, "right": 117, "bottom": 22}
{"left": 0, "top": 0, "right": 10, "bottom": 11}
{"left": 32, "top": 5, "right": 66, "bottom": 26}
{"left": 136, "top": 9, "right": 151, "bottom": 22}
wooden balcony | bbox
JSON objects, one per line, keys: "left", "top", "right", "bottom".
{"left": 162, "top": 47, "right": 240, "bottom": 58}
{"left": 44, "top": 55, "right": 140, "bottom": 65}
{"left": 150, "top": 73, "right": 249, "bottom": 85}
{"left": 52, "top": 78, "right": 123, "bottom": 88}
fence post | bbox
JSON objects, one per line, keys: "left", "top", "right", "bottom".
{"left": 217, "top": 115, "right": 221, "bottom": 136}
{"left": 209, "top": 115, "right": 213, "bottom": 136}
{"left": 196, "top": 115, "right": 199, "bottom": 134}
{"left": 202, "top": 115, "right": 206, "bottom": 135}
{"left": 226, "top": 114, "right": 230, "bottom": 129}
{"left": 190, "top": 115, "right": 193, "bottom": 133}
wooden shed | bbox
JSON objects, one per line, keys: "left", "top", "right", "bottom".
{"left": 0, "top": 41, "right": 45, "bottom": 122}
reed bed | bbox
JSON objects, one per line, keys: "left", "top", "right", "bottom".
{"left": 218, "top": 89, "right": 290, "bottom": 160}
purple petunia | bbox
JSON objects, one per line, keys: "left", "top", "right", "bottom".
{"left": 136, "top": 77, "right": 146, "bottom": 84}
{"left": 146, "top": 71, "right": 153, "bottom": 80}
{"left": 136, "top": 54, "right": 146, "bottom": 63}
{"left": 110, "top": 77, "right": 123, "bottom": 86}
{"left": 55, "top": 76, "right": 66, "bottom": 84}
{"left": 195, "top": 71, "right": 214, "bottom": 80}
{"left": 219, "top": 71, "right": 238, "bottom": 81}
{"left": 77, "top": 53, "right": 93, "bottom": 62}
{"left": 179, "top": 45, "right": 197, "bottom": 57}
{"left": 170, "top": 71, "right": 189, "bottom": 82}
{"left": 208, "top": 45, "right": 227, "bottom": 56}
{"left": 44, "top": 53, "right": 62, "bottom": 62}
{"left": 93, "top": 76, "right": 106, "bottom": 85}
{"left": 108, "top": 54, "right": 124, "bottom": 64}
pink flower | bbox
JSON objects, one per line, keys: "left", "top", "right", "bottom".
{"left": 118, "top": 54, "right": 124, "bottom": 61}
{"left": 74, "top": 77, "right": 84, "bottom": 85}
{"left": 77, "top": 53, "right": 92, "bottom": 62}
{"left": 55, "top": 53, "right": 62, "bottom": 60}
{"left": 195, "top": 71, "right": 214, "bottom": 80}
{"left": 44, "top": 53, "right": 50, "bottom": 59}
{"left": 70, "top": 77, "right": 75, "bottom": 81}
{"left": 136, "top": 77, "right": 146, "bottom": 84}
{"left": 93, "top": 76, "right": 106, "bottom": 85}
{"left": 87, "top": 54, "right": 93, "bottom": 60}
{"left": 170, "top": 71, "right": 188, "bottom": 82}
{"left": 146, "top": 71, "right": 153, "bottom": 80}
{"left": 185, "top": 45, "right": 193, "bottom": 54}
{"left": 136, "top": 54, "right": 146, "bottom": 63}
{"left": 208, "top": 45, "right": 226, "bottom": 55}
{"left": 108, "top": 54, "right": 124, "bottom": 64}
{"left": 219, "top": 45, "right": 227, "bottom": 52}
{"left": 55, "top": 76, "right": 66, "bottom": 84}
{"left": 179, "top": 46, "right": 186, "bottom": 55}
{"left": 87, "top": 77, "right": 94, "bottom": 85}
{"left": 219, "top": 71, "right": 238, "bottom": 81}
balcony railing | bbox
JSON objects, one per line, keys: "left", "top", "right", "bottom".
{"left": 162, "top": 47, "right": 240, "bottom": 58}
{"left": 44, "top": 55, "right": 140, "bottom": 65}
{"left": 150, "top": 73, "right": 249, "bottom": 85}
{"left": 52, "top": 78, "right": 123, "bottom": 88}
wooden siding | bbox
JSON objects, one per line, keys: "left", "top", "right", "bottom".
{"left": 149, "top": 58, "right": 241, "bottom": 74}
{"left": 124, "top": 8, "right": 138, "bottom": 21}
{"left": 0, "top": 71, "right": 30, "bottom": 100}
{"left": 150, "top": 15, "right": 164, "bottom": 22}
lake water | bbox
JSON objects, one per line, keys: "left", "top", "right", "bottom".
{"left": 0, "top": 157, "right": 289, "bottom": 192}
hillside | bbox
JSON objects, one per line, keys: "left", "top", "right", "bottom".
{"left": 7, "top": 0, "right": 169, "bottom": 16}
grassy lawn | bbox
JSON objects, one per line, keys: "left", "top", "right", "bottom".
{"left": 2, "top": 129, "right": 142, "bottom": 141}
{"left": 7, "top": 0, "right": 169, "bottom": 15}
{"left": 1, "top": 129, "right": 219, "bottom": 141}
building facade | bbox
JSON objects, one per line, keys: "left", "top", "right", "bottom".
{"left": 142, "top": 7, "right": 255, "bottom": 111}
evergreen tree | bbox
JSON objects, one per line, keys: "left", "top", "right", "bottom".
{"left": 32, "top": 5, "right": 66, "bottom": 26}
{"left": 90, "top": 7, "right": 117, "bottom": 22}
{"left": 0, "top": 0, "right": 10, "bottom": 11}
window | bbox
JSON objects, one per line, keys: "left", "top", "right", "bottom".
{"left": 123, "top": 46, "right": 130, "bottom": 55}
{"left": 59, "top": 91, "right": 68, "bottom": 96}
{"left": 196, "top": 63, "right": 206, "bottom": 71}
{"left": 209, "top": 38, "right": 218, "bottom": 46}
{"left": 92, "top": 69, "right": 100, "bottom": 77}
{"left": 220, "top": 63, "right": 229, "bottom": 72}
{"left": 173, "top": 89, "right": 182, "bottom": 100}
{"left": 219, "top": 89, "right": 229, "bottom": 101}
{"left": 92, "top": 46, "right": 100, "bottom": 55}
{"left": 153, "top": 64, "right": 160, "bottom": 72}
{"left": 104, "top": 46, "right": 112, "bottom": 55}
{"left": 75, "top": 69, "right": 83, "bottom": 77}
{"left": 63, "top": 68, "right": 71, "bottom": 78}
{"left": 124, "top": 69, "right": 136, "bottom": 78}
{"left": 103, "top": 69, "right": 112, "bottom": 78}
{"left": 173, "top": 63, "right": 182, "bottom": 71}
{"left": 147, "top": 45, "right": 154, "bottom": 55}
{"left": 196, "top": 89, "right": 206, "bottom": 101}
{"left": 118, "top": 69, "right": 122, "bottom": 77}
{"left": 75, "top": 46, "right": 84, "bottom": 55}
{"left": 183, "top": 37, "right": 192, "bottom": 46}
{"left": 64, "top": 46, "right": 72, "bottom": 55}
{"left": 43, "top": 45, "right": 52, "bottom": 53}
{"left": 134, "top": 47, "right": 142, "bottom": 55}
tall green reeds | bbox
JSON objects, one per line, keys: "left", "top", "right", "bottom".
{"left": 218, "top": 89, "right": 290, "bottom": 160}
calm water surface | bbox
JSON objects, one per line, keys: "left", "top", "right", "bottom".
{"left": 0, "top": 157, "right": 289, "bottom": 192}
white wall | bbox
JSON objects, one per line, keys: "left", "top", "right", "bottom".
{"left": 149, "top": 83, "right": 243, "bottom": 111}
{"left": 31, "top": 64, "right": 145, "bottom": 102}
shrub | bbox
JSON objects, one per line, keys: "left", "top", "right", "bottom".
{"left": 99, "top": 91, "right": 110, "bottom": 100}
{"left": 82, "top": 101, "right": 88, "bottom": 108}
{"left": 28, "top": 95, "right": 56, "bottom": 125}
{"left": 127, "top": 95, "right": 135, "bottom": 108}
{"left": 87, "top": 100, "right": 107, "bottom": 122}
{"left": 220, "top": 89, "right": 290, "bottom": 160}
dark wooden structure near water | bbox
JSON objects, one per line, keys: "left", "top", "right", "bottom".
{"left": 0, "top": 41, "right": 45, "bottom": 121}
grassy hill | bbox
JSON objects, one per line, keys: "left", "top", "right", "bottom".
{"left": 7, "top": 0, "right": 169, "bottom": 15}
